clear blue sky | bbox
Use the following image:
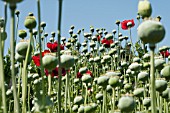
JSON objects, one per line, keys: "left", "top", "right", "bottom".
{"left": 0, "top": 0, "right": 170, "bottom": 54}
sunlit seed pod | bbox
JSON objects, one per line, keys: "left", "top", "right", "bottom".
{"left": 61, "top": 37, "right": 66, "bottom": 42}
{"left": 90, "top": 27, "right": 94, "bottom": 33}
{"left": 110, "top": 43, "right": 115, "bottom": 48}
{"left": 143, "top": 53, "right": 150, "bottom": 62}
{"left": 94, "top": 56, "right": 101, "bottom": 63}
{"left": 16, "top": 41, "right": 31, "bottom": 56}
{"left": 138, "top": 20, "right": 165, "bottom": 44}
{"left": 108, "top": 76, "right": 120, "bottom": 88}
{"left": 84, "top": 105, "right": 93, "bottom": 113}
{"left": 105, "top": 33, "right": 113, "bottom": 40}
{"left": 33, "top": 79, "right": 39, "bottom": 85}
{"left": 124, "top": 36, "right": 129, "bottom": 40}
{"left": 89, "top": 58, "right": 94, "bottom": 63}
{"left": 118, "top": 95, "right": 136, "bottom": 112}
{"left": 18, "top": 30, "right": 27, "bottom": 39}
{"left": 72, "top": 34, "right": 77, "bottom": 39}
{"left": 69, "top": 29, "right": 73, "bottom": 35}
{"left": 40, "top": 22, "right": 46, "bottom": 28}
{"left": 70, "top": 25, "right": 75, "bottom": 30}
{"left": 155, "top": 59, "right": 165, "bottom": 70}
{"left": 114, "top": 40, "right": 119, "bottom": 46}
{"left": 129, "top": 62, "right": 141, "bottom": 71}
{"left": 161, "top": 88, "right": 170, "bottom": 99}
{"left": 161, "top": 65, "right": 170, "bottom": 80}
{"left": 83, "top": 33, "right": 89, "bottom": 38}
{"left": 79, "top": 67, "right": 88, "bottom": 74}
{"left": 143, "top": 97, "right": 151, "bottom": 108}
{"left": 82, "top": 47, "right": 88, "bottom": 53}
{"left": 155, "top": 79, "right": 167, "bottom": 93}
{"left": 90, "top": 103, "right": 98, "bottom": 111}
{"left": 78, "top": 106, "right": 84, "bottom": 113}
{"left": 15, "top": 52, "right": 25, "bottom": 62}
{"left": 97, "top": 76, "right": 109, "bottom": 88}
{"left": 74, "top": 96, "right": 84, "bottom": 105}
{"left": 60, "top": 55, "right": 75, "bottom": 69}
{"left": 24, "top": 14, "right": 37, "bottom": 30}
{"left": 138, "top": 71, "right": 149, "bottom": 82}
{"left": 42, "top": 54, "right": 58, "bottom": 71}
{"left": 103, "top": 55, "right": 111, "bottom": 62}
{"left": 82, "top": 74, "right": 92, "bottom": 84}
{"left": 121, "top": 62, "right": 128, "bottom": 68}
{"left": 159, "top": 46, "right": 170, "bottom": 52}
{"left": 95, "top": 93, "right": 103, "bottom": 101}
{"left": 65, "top": 42, "right": 71, "bottom": 48}
{"left": 138, "top": 0, "right": 152, "bottom": 18}
{"left": 133, "top": 57, "right": 141, "bottom": 63}
{"left": 118, "top": 36, "right": 124, "bottom": 42}
{"left": 99, "top": 46, "right": 105, "bottom": 52}
{"left": 98, "top": 30, "right": 103, "bottom": 35}
{"left": 115, "top": 20, "right": 120, "bottom": 25}
{"left": 89, "top": 42, "right": 96, "bottom": 48}
{"left": 72, "top": 105, "right": 78, "bottom": 112}
{"left": 133, "top": 88, "right": 144, "bottom": 97}
{"left": 6, "top": 89, "right": 12, "bottom": 96}
{"left": 112, "top": 29, "right": 116, "bottom": 34}
{"left": 124, "top": 83, "right": 132, "bottom": 91}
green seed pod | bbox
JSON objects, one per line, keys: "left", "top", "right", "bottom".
{"left": 16, "top": 41, "right": 30, "bottom": 56}
{"left": 2, "top": 0, "right": 22, "bottom": 3}
{"left": 18, "top": 30, "right": 27, "bottom": 39}
{"left": 138, "top": 0, "right": 152, "bottom": 18}
{"left": 94, "top": 56, "right": 101, "bottom": 63}
{"left": 106, "top": 85, "right": 112, "bottom": 93}
{"left": 78, "top": 106, "right": 84, "bottom": 113}
{"left": 15, "top": 52, "right": 25, "bottom": 62}
{"left": 119, "top": 36, "right": 124, "bottom": 42}
{"left": 81, "top": 74, "right": 92, "bottom": 84}
{"left": 42, "top": 54, "right": 58, "bottom": 71}
{"left": 133, "top": 57, "right": 141, "bottom": 63}
{"left": 79, "top": 67, "right": 88, "bottom": 74}
{"left": 143, "top": 53, "right": 150, "bottom": 62}
{"left": 138, "top": 20, "right": 165, "bottom": 44}
{"left": 82, "top": 47, "right": 88, "bottom": 53}
{"left": 60, "top": 55, "right": 75, "bottom": 69}
{"left": 90, "top": 103, "right": 97, "bottom": 111}
{"left": 155, "top": 59, "right": 165, "bottom": 70}
{"left": 0, "top": 30, "right": 7, "bottom": 41}
{"left": 161, "top": 65, "right": 170, "bottom": 80}
{"left": 24, "top": 14, "right": 37, "bottom": 30}
{"left": 161, "top": 88, "right": 170, "bottom": 99}
{"left": 97, "top": 76, "right": 109, "bottom": 88}
{"left": 74, "top": 96, "right": 84, "bottom": 105}
{"left": 138, "top": 71, "right": 149, "bottom": 82}
{"left": 124, "top": 83, "right": 133, "bottom": 91}
{"left": 129, "top": 62, "right": 141, "bottom": 71}
{"left": 143, "top": 97, "right": 151, "bottom": 108}
{"left": 72, "top": 105, "right": 78, "bottom": 112}
{"left": 95, "top": 93, "right": 103, "bottom": 101}
{"left": 84, "top": 105, "right": 93, "bottom": 113}
{"left": 74, "top": 78, "right": 80, "bottom": 84}
{"left": 118, "top": 95, "right": 136, "bottom": 112}
{"left": 99, "top": 46, "right": 105, "bottom": 52}
{"left": 108, "top": 76, "right": 119, "bottom": 88}
{"left": 89, "top": 42, "right": 96, "bottom": 48}
{"left": 155, "top": 79, "right": 167, "bottom": 93}
{"left": 133, "top": 88, "right": 144, "bottom": 97}
{"left": 105, "top": 33, "right": 113, "bottom": 40}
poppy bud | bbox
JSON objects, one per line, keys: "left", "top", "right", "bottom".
{"left": 155, "top": 79, "right": 167, "bottom": 93}
{"left": 94, "top": 57, "right": 100, "bottom": 63}
{"left": 18, "top": 30, "right": 27, "bottom": 39}
{"left": 24, "top": 14, "right": 37, "bottom": 30}
{"left": 60, "top": 55, "right": 75, "bottom": 69}
{"left": 118, "top": 36, "right": 124, "bottom": 42}
{"left": 138, "top": 20, "right": 165, "bottom": 44}
{"left": 138, "top": 0, "right": 152, "bottom": 18}
{"left": 33, "top": 30, "right": 38, "bottom": 36}
{"left": 42, "top": 54, "right": 58, "bottom": 71}
{"left": 90, "top": 27, "right": 94, "bottom": 33}
{"left": 133, "top": 57, "right": 140, "bottom": 63}
{"left": 74, "top": 96, "right": 84, "bottom": 105}
{"left": 105, "top": 33, "right": 113, "bottom": 40}
{"left": 118, "top": 95, "right": 136, "bottom": 112}
{"left": 15, "top": 10, "right": 20, "bottom": 17}
{"left": 161, "top": 65, "right": 170, "bottom": 79}
{"left": 40, "top": 22, "right": 46, "bottom": 28}
{"left": 70, "top": 25, "right": 75, "bottom": 30}
{"left": 72, "top": 34, "right": 77, "bottom": 38}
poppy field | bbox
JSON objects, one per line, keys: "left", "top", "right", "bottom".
{"left": 0, "top": 0, "right": 170, "bottom": 113}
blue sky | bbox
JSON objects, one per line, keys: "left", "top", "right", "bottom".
{"left": 0, "top": 0, "right": 170, "bottom": 54}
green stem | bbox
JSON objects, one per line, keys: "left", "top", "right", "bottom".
{"left": 27, "top": 84, "right": 31, "bottom": 112}
{"left": 0, "top": 28, "right": 7, "bottom": 113}
{"left": 22, "top": 30, "right": 33, "bottom": 113}
{"left": 149, "top": 44, "right": 157, "bottom": 113}
{"left": 48, "top": 73, "right": 52, "bottom": 96}
{"left": 129, "top": 28, "right": 134, "bottom": 56}
{"left": 37, "top": 0, "right": 46, "bottom": 107}
{"left": 65, "top": 72, "right": 68, "bottom": 112}
{"left": 10, "top": 3, "right": 20, "bottom": 113}
{"left": 57, "top": 0, "right": 63, "bottom": 113}
{"left": 112, "top": 88, "right": 115, "bottom": 112}
{"left": 84, "top": 84, "right": 88, "bottom": 105}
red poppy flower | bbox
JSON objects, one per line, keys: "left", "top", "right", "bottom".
{"left": 121, "top": 19, "right": 135, "bottom": 30}
{"left": 160, "top": 50, "right": 170, "bottom": 58}
{"left": 45, "top": 67, "right": 66, "bottom": 78}
{"left": 101, "top": 38, "right": 113, "bottom": 48}
{"left": 47, "top": 41, "right": 64, "bottom": 52}
{"left": 77, "top": 70, "right": 93, "bottom": 78}
{"left": 32, "top": 50, "right": 50, "bottom": 66}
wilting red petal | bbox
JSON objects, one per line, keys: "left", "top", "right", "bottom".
{"left": 121, "top": 19, "right": 135, "bottom": 30}
{"left": 160, "top": 50, "right": 170, "bottom": 58}
{"left": 47, "top": 42, "right": 64, "bottom": 52}
{"left": 77, "top": 72, "right": 82, "bottom": 78}
{"left": 101, "top": 38, "right": 113, "bottom": 48}
{"left": 42, "top": 50, "right": 50, "bottom": 57}
{"left": 45, "top": 67, "right": 66, "bottom": 78}
{"left": 32, "top": 56, "right": 40, "bottom": 66}
{"left": 86, "top": 70, "right": 93, "bottom": 77}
